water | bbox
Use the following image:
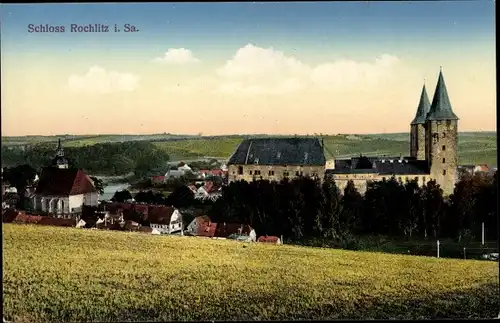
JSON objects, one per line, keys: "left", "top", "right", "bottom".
{"left": 100, "top": 183, "right": 130, "bottom": 201}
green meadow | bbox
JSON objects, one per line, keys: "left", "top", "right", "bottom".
{"left": 3, "top": 224, "right": 498, "bottom": 322}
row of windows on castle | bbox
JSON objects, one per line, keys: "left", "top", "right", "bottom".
{"left": 232, "top": 167, "right": 447, "bottom": 182}
{"left": 235, "top": 167, "right": 320, "bottom": 178}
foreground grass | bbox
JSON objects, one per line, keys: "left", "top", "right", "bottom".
{"left": 3, "top": 224, "right": 498, "bottom": 321}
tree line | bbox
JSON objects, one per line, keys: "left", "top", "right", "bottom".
{"left": 208, "top": 172, "right": 497, "bottom": 243}
{"left": 1, "top": 141, "right": 170, "bottom": 176}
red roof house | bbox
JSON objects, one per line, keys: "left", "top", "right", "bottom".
{"left": 257, "top": 236, "right": 281, "bottom": 244}
{"left": 37, "top": 217, "right": 77, "bottom": 227}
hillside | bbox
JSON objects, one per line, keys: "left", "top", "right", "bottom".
{"left": 3, "top": 224, "right": 498, "bottom": 322}
{"left": 152, "top": 132, "right": 497, "bottom": 165}
{"left": 1, "top": 132, "right": 496, "bottom": 166}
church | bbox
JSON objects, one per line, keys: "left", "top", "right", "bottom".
{"left": 227, "top": 68, "right": 459, "bottom": 196}
{"left": 32, "top": 139, "right": 99, "bottom": 219}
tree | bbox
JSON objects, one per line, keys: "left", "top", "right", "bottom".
{"left": 89, "top": 176, "right": 106, "bottom": 195}
{"left": 111, "top": 190, "right": 133, "bottom": 203}
{"left": 399, "top": 179, "right": 422, "bottom": 238}
{"left": 421, "top": 180, "right": 445, "bottom": 238}
{"left": 167, "top": 185, "right": 195, "bottom": 209}
{"left": 3, "top": 164, "right": 37, "bottom": 209}
{"left": 320, "top": 176, "right": 342, "bottom": 238}
{"left": 340, "top": 180, "right": 363, "bottom": 234}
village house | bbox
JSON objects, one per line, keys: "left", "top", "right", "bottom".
{"left": 151, "top": 175, "right": 165, "bottom": 185}
{"left": 32, "top": 139, "right": 99, "bottom": 219}
{"left": 102, "top": 202, "right": 183, "bottom": 234}
{"left": 148, "top": 205, "right": 183, "bottom": 234}
{"left": 227, "top": 137, "right": 327, "bottom": 184}
{"left": 257, "top": 235, "right": 282, "bottom": 244}
{"left": 194, "top": 181, "right": 222, "bottom": 201}
{"left": 185, "top": 215, "right": 256, "bottom": 241}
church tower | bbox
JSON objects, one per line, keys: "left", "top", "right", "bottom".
{"left": 52, "top": 139, "right": 69, "bottom": 169}
{"left": 410, "top": 83, "right": 431, "bottom": 160}
{"left": 425, "top": 68, "right": 459, "bottom": 196}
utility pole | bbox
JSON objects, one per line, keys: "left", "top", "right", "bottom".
{"left": 436, "top": 240, "right": 440, "bottom": 258}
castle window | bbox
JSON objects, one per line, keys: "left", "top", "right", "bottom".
{"left": 443, "top": 170, "right": 447, "bottom": 175}
{"left": 255, "top": 170, "right": 261, "bottom": 175}
{"left": 414, "top": 177, "right": 418, "bottom": 182}
{"left": 295, "top": 171, "right": 300, "bottom": 176}
{"left": 446, "top": 120, "right": 451, "bottom": 126}
{"left": 268, "top": 170, "right": 274, "bottom": 176}
{"left": 442, "top": 145, "right": 446, "bottom": 151}
{"left": 283, "top": 171, "right": 289, "bottom": 177}
{"left": 442, "top": 158, "right": 445, "bottom": 163}
{"left": 238, "top": 166, "right": 243, "bottom": 175}
{"left": 249, "top": 170, "right": 253, "bottom": 175}
{"left": 382, "top": 177, "right": 386, "bottom": 181}
{"left": 423, "top": 177, "right": 426, "bottom": 183}
{"left": 442, "top": 132, "right": 446, "bottom": 138}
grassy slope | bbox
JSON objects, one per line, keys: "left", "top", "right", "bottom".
{"left": 152, "top": 133, "right": 497, "bottom": 165}
{"left": 3, "top": 224, "right": 498, "bottom": 321}
{"left": 1, "top": 132, "right": 496, "bottom": 165}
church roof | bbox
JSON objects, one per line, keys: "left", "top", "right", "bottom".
{"left": 35, "top": 167, "right": 97, "bottom": 196}
{"left": 426, "top": 70, "right": 459, "bottom": 121}
{"left": 411, "top": 84, "right": 431, "bottom": 125}
{"left": 228, "top": 137, "right": 326, "bottom": 166}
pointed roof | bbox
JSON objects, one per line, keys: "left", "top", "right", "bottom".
{"left": 411, "top": 84, "right": 431, "bottom": 125}
{"left": 426, "top": 69, "right": 459, "bottom": 121}
{"left": 35, "top": 167, "right": 97, "bottom": 195}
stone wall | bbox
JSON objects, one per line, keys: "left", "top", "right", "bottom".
{"left": 426, "top": 119, "right": 458, "bottom": 196}
{"left": 228, "top": 164, "right": 325, "bottom": 183}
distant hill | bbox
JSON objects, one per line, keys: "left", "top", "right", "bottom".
{"left": 2, "top": 132, "right": 496, "bottom": 167}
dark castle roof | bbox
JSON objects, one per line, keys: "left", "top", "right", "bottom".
{"left": 228, "top": 137, "right": 326, "bottom": 166}
{"left": 411, "top": 84, "right": 431, "bottom": 125}
{"left": 327, "top": 156, "right": 429, "bottom": 175}
{"left": 426, "top": 70, "right": 459, "bottom": 121}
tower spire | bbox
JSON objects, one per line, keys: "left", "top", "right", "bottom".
{"left": 410, "top": 83, "right": 431, "bottom": 125}
{"left": 56, "top": 138, "right": 64, "bottom": 157}
{"left": 426, "top": 69, "right": 459, "bottom": 121}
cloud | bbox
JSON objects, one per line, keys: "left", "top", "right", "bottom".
{"left": 153, "top": 48, "right": 200, "bottom": 64}
{"left": 68, "top": 66, "right": 139, "bottom": 94}
{"left": 215, "top": 44, "right": 400, "bottom": 95}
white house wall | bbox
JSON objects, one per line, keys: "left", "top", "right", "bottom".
{"left": 83, "top": 192, "right": 99, "bottom": 206}
{"left": 69, "top": 194, "right": 84, "bottom": 212}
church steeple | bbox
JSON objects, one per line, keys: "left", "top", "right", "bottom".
{"left": 56, "top": 139, "right": 65, "bottom": 157}
{"left": 411, "top": 83, "right": 431, "bottom": 125}
{"left": 52, "top": 138, "right": 69, "bottom": 169}
{"left": 426, "top": 69, "right": 459, "bottom": 121}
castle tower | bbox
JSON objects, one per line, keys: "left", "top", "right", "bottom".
{"left": 52, "top": 138, "right": 69, "bottom": 169}
{"left": 425, "top": 69, "right": 459, "bottom": 196}
{"left": 410, "top": 83, "right": 431, "bottom": 160}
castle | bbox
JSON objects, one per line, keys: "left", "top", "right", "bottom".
{"left": 227, "top": 68, "right": 459, "bottom": 196}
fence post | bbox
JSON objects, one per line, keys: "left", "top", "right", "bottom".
{"left": 437, "top": 240, "right": 440, "bottom": 258}
{"left": 482, "top": 222, "right": 485, "bottom": 246}
{"left": 463, "top": 247, "right": 466, "bottom": 260}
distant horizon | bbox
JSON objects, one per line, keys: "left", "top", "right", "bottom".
{"left": 1, "top": 130, "right": 496, "bottom": 139}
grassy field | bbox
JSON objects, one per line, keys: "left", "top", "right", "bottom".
{"left": 3, "top": 224, "right": 498, "bottom": 322}
{"left": 152, "top": 132, "right": 497, "bottom": 165}
{"left": 2, "top": 132, "right": 496, "bottom": 165}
